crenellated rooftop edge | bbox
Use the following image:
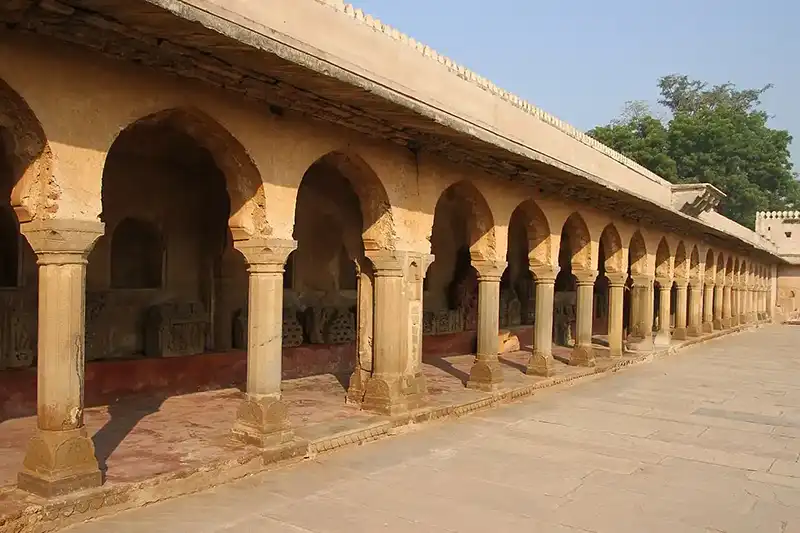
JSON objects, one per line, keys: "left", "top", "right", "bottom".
{"left": 314, "top": 0, "right": 671, "bottom": 189}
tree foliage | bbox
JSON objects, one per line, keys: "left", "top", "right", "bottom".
{"left": 588, "top": 75, "right": 797, "bottom": 229}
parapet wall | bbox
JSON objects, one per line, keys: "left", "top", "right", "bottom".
{"left": 313, "top": 0, "right": 671, "bottom": 190}
{"left": 756, "top": 211, "right": 800, "bottom": 259}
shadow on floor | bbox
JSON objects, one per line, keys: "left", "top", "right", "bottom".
{"left": 92, "top": 393, "right": 168, "bottom": 481}
{"left": 422, "top": 355, "right": 470, "bottom": 386}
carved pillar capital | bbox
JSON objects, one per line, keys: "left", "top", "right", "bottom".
{"left": 631, "top": 274, "right": 654, "bottom": 288}
{"left": 20, "top": 219, "right": 104, "bottom": 263}
{"left": 234, "top": 238, "right": 296, "bottom": 272}
{"left": 472, "top": 260, "right": 506, "bottom": 282}
{"left": 574, "top": 269, "right": 598, "bottom": 285}
{"left": 606, "top": 272, "right": 628, "bottom": 287}
{"left": 674, "top": 277, "right": 689, "bottom": 290}
{"left": 530, "top": 265, "right": 558, "bottom": 283}
{"left": 655, "top": 277, "right": 673, "bottom": 288}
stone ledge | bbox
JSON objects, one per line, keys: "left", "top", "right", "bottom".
{"left": 0, "top": 321, "right": 773, "bottom": 533}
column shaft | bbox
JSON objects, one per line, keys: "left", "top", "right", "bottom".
{"left": 570, "top": 270, "right": 597, "bottom": 367}
{"left": 687, "top": 282, "right": 703, "bottom": 337}
{"left": 627, "top": 276, "right": 654, "bottom": 351}
{"left": 467, "top": 261, "right": 505, "bottom": 391}
{"left": 654, "top": 279, "right": 672, "bottom": 347}
{"left": 673, "top": 282, "right": 688, "bottom": 340}
{"left": 18, "top": 220, "right": 104, "bottom": 498}
{"left": 527, "top": 268, "right": 557, "bottom": 376}
{"left": 722, "top": 285, "right": 732, "bottom": 328}
{"left": 713, "top": 285, "right": 723, "bottom": 330}
{"left": 231, "top": 239, "right": 295, "bottom": 448}
{"left": 606, "top": 274, "right": 626, "bottom": 358}
{"left": 702, "top": 284, "right": 714, "bottom": 333}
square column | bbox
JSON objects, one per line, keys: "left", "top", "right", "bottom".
{"left": 702, "top": 284, "right": 714, "bottom": 333}
{"left": 687, "top": 279, "right": 703, "bottom": 337}
{"left": 527, "top": 266, "right": 557, "bottom": 376}
{"left": 748, "top": 285, "right": 757, "bottom": 323}
{"left": 467, "top": 260, "right": 506, "bottom": 391}
{"left": 654, "top": 277, "right": 672, "bottom": 347}
{"left": 713, "top": 284, "right": 723, "bottom": 330}
{"left": 722, "top": 285, "right": 732, "bottom": 328}
{"left": 673, "top": 280, "right": 688, "bottom": 340}
{"left": 230, "top": 238, "right": 296, "bottom": 448}
{"left": 627, "top": 275, "right": 654, "bottom": 351}
{"left": 18, "top": 220, "right": 104, "bottom": 498}
{"left": 361, "top": 250, "right": 427, "bottom": 414}
{"left": 606, "top": 272, "right": 627, "bottom": 358}
{"left": 570, "top": 270, "right": 597, "bottom": 367}
{"left": 730, "top": 286, "right": 739, "bottom": 326}
{"left": 738, "top": 283, "right": 747, "bottom": 325}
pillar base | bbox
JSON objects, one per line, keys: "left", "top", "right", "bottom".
{"left": 231, "top": 395, "right": 294, "bottom": 448}
{"left": 730, "top": 316, "right": 739, "bottom": 327}
{"left": 18, "top": 427, "right": 102, "bottom": 498}
{"left": 526, "top": 352, "right": 555, "bottom": 377}
{"left": 569, "top": 345, "right": 596, "bottom": 367}
{"left": 739, "top": 314, "right": 747, "bottom": 325}
{"left": 712, "top": 318, "right": 722, "bottom": 330}
{"left": 626, "top": 335, "right": 654, "bottom": 352}
{"left": 361, "top": 372, "right": 425, "bottom": 415}
{"left": 687, "top": 325, "right": 702, "bottom": 337}
{"left": 672, "top": 327, "right": 688, "bottom": 341}
{"left": 345, "top": 366, "right": 369, "bottom": 405}
{"left": 467, "top": 357, "right": 504, "bottom": 391}
{"left": 702, "top": 322, "right": 713, "bottom": 334}
{"left": 721, "top": 318, "right": 731, "bottom": 329}
{"left": 654, "top": 331, "right": 671, "bottom": 348}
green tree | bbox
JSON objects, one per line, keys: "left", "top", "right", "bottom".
{"left": 588, "top": 75, "right": 798, "bottom": 228}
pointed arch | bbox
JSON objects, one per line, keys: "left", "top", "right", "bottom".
{"left": 726, "top": 256, "right": 734, "bottom": 284}
{"left": 109, "top": 107, "right": 267, "bottom": 238}
{"left": 295, "top": 151, "right": 396, "bottom": 250}
{"left": 689, "top": 245, "right": 700, "bottom": 279}
{"left": 655, "top": 237, "right": 671, "bottom": 278}
{"left": 704, "top": 249, "right": 716, "bottom": 283}
{"left": 675, "top": 241, "right": 688, "bottom": 279}
{"left": 628, "top": 230, "right": 648, "bottom": 275}
{"left": 433, "top": 180, "right": 496, "bottom": 260}
{"left": 0, "top": 77, "right": 53, "bottom": 222}
{"left": 560, "top": 212, "right": 592, "bottom": 270}
{"left": 599, "top": 223, "right": 624, "bottom": 273}
{"left": 716, "top": 252, "right": 726, "bottom": 282}
{"left": 510, "top": 199, "right": 551, "bottom": 267}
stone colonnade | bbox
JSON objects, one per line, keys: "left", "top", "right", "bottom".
{"left": 0, "top": 41, "right": 777, "bottom": 499}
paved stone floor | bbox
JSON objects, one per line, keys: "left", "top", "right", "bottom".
{"left": 65, "top": 325, "right": 800, "bottom": 532}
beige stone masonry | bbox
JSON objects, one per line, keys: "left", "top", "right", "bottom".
{"left": 17, "top": 219, "right": 105, "bottom": 498}
{"left": 654, "top": 277, "right": 672, "bottom": 348}
{"left": 571, "top": 270, "right": 598, "bottom": 367}
{"left": 527, "top": 266, "right": 558, "bottom": 376}
{"left": 627, "top": 275, "right": 654, "bottom": 351}
{"left": 606, "top": 272, "right": 627, "bottom": 358}
{"left": 673, "top": 279, "right": 689, "bottom": 340}
{"left": 467, "top": 259, "right": 506, "bottom": 391}
{"left": 230, "top": 237, "right": 296, "bottom": 448}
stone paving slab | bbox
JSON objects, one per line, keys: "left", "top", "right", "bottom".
{"left": 46, "top": 324, "right": 800, "bottom": 533}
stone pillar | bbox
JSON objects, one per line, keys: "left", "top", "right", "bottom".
{"left": 627, "top": 275, "right": 654, "bottom": 351}
{"left": 687, "top": 280, "right": 703, "bottom": 337}
{"left": 527, "top": 266, "right": 557, "bottom": 376}
{"left": 606, "top": 272, "right": 627, "bottom": 358}
{"left": 570, "top": 270, "right": 597, "bottom": 367}
{"left": 738, "top": 282, "right": 747, "bottom": 325}
{"left": 702, "top": 283, "right": 714, "bottom": 333}
{"left": 654, "top": 278, "right": 672, "bottom": 347}
{"left": 749, "top": 284, "right": 757, "bottom": 323}
{"left": 722, "top": 284, "right": 732, "bottom": 329}
{"left": 17, "top": 220, "right": 104, "bottom": 498}
{"left": 713, "top": 283, "right": 724, "bottom": 330}
{"left": 730, "top": 285, "right": 739, "bottom": 327}
{"left": 361, "top": 250, "right": 426, "bottom": 414}
{"left": 467, "top": 260, "right": 506, "bottom": 391}
{"left": 230, "top": 238, "right": 296, "bottom": 448}
{"left": 673, "top": 280, "right": 688, "bottom": 340}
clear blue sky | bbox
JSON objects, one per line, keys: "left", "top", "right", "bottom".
{"left": 350, "top": 0, "right": 800, "bottom": 168}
